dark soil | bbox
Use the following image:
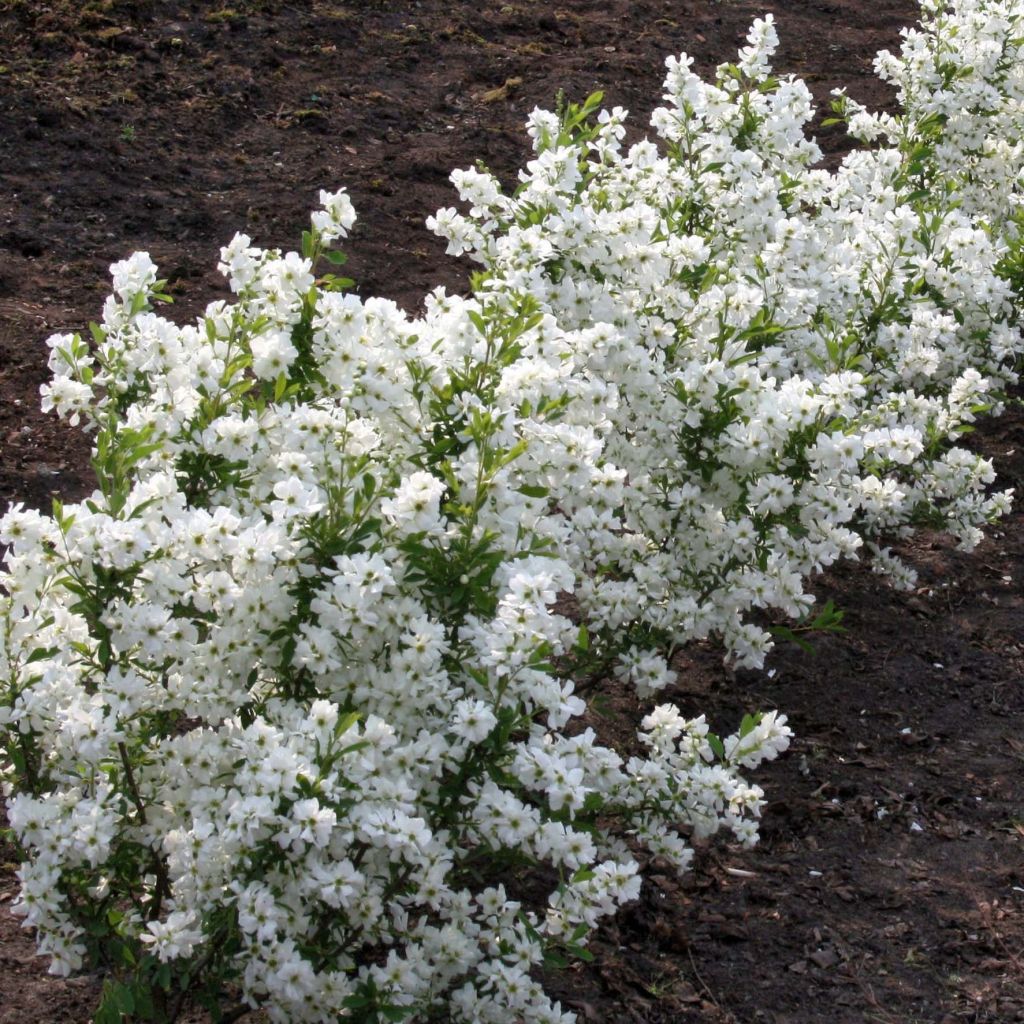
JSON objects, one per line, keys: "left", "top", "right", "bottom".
{"left": 1, "top": 2, "right": 1022, "bottom": 1022}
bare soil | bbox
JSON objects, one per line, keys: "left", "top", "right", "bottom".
{"left": 0, "top": 2, "right": 1022, "bottom": 1022}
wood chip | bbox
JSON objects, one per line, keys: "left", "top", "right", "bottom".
{"left": 476, "top": 77, "right": 523, "bottom": 103}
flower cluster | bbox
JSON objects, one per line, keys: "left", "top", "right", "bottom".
{"left": 432, "top": 1, "right": 1021, "bottom": 672}
{"left": 3, "top": 2, "right": 1022, "bottom": 1022}
{"left": 2, "top": 201, "right": 789, "bottom": 1022}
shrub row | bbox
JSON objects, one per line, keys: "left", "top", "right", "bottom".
{"left": 2, "top": 2, "right": 1021, "bottom": 1021}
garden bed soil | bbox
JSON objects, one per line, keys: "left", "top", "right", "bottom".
{"left": 1, "top": 2, "right": 1022, "bottom": 1022}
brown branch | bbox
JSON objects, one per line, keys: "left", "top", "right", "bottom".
{"left": 117, "top": 741, "right": 171, "bottom": 921}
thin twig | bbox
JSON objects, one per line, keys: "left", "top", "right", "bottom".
{"left": 687, "top": 946, "right": 724, "bottom": 1013}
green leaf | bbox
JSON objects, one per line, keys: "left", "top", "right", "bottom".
{"left": 96, "top": 980, "right": 135, "bottom": 1023}
{"left": 739, "top": 712, "right": 762, "bottom": 739}
{"left": 467, "top": 310, "right": 488, "bottom": 337}
{"left": 131, "top": 982, "right": 154, "bottom": 1019}
{"left": 157, "top": 962, "right": 172, "bottom": 991}
{"left": 323, "top": 275, "right": 355, "bottom": 290}
{"left": 516, "top": 484, "right": 549, "bottom": 499}
{"left": 810, "top": 598, "right": 846, "bottom": 632}
{"left": 769, "top": 624, "right": 814, "bottom": 653}
{"left": 94, "top": 1002, "right": 121, "bottom": 1024}
{"left": 25, "top": 646, "right": 58, "bottom": 665}
{"left": 568, "top": 943, "right": 595, "bottom": 962}
{"left": 336, "top": 711, "right": 361, "bottom": 737}
{"left": 575, "top": 623, "right": 589, "bottom": 652}
{"left": 378, "top": 1006, "right": 416, "bottom": 1022}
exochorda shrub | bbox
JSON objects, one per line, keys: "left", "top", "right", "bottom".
{"left": 431, "top": 0, "right": 1023, "bottom": 679}
{"left": 2, "top": 1, "right": 1022, "bottom": 1021}
{"left": 0, "top": 201, "right": 789, "bottom": 1023}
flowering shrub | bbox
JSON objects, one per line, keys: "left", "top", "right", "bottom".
{"left": 1, "top": 199, "right": 790, "bottom": 1023}
{"left": 1, "top": 1, "right": 1021, "bottom": 1022}
{"left": 432, "top": 0, "right": 1022, "bottom": 674}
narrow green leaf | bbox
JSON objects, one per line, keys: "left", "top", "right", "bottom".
{"left": 516, "top": 484, "right": 549, "bottom": 499}
{"left": 575, "top": 623, "right": 589, "bottom": 652}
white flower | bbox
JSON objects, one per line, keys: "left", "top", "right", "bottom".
{"left": 250, "top": 328, "right": 299, "bottom": 380}
{"left": 110, "top": 251, "right": 158, "bottom": 302}
{"left": 450, "top": 699, "right": 497, "bottom": 742}
{"left": 311, "top": 187, "right": 357, "bottom": 243}
{"left": 380, "top": 471, "right": 446, "bottom": 535}
{"left": 142, "top": 911, "right": 204, "bottom": 962}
